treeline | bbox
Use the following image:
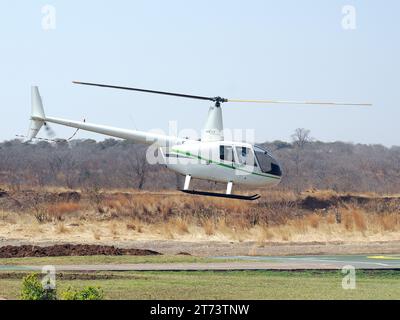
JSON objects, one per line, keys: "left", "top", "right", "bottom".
{"left": 0, "top": 133, "right": 399, "bottom": 193}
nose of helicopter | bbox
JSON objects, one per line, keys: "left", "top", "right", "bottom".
{"left": 270, "top": 158, "right": 283, "bottom": 178}
{"left": 253, "top": 145, "right": 283, "bottom": 179}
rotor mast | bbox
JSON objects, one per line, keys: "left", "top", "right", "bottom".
{"left": 202, "top": 100, "right": 225, "bottom": 142}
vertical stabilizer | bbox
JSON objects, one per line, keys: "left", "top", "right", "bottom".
{"left": 26, "top": 86, "right": 46, "bottom": 141}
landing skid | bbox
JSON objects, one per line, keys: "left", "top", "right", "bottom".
{"left": 181, "top": 190, "right": 260, "bottom": 201}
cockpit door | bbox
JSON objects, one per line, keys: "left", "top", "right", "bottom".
{"left": 235, "top": 146, "right": 256, "bottom": 167}
{"left": 219, "top": 145, "right": 235, "bottom": 168}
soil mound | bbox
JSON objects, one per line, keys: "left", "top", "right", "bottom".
{"left": 0, "top": 244, "right": 161, "bottom": 258}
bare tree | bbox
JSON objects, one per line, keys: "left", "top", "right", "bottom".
{"left": 291, "top": 128, "right": 312, "bottom": 149}
{"left": 1, "top": 136, "right": 400, "bottom": 194}
{"left": 48, "top": 150, "right": 78, "bottom": 189}
{"left": 291, "top": 128, "right": 313, "bottom": 192}
{"left": 123, "top": 145, "right": 150, "bottom": 190}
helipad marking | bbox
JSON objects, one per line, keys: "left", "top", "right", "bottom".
{"left": 368, "top": 255, "right": 400, "bottom": 260}
{"left": 229, "top": 256, "right": 392, "bottom": 267}
{"left": 279, "top": 257, "right": 390, "bottom": 267}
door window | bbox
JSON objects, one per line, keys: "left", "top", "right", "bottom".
{"left": 220, "top": 145, "right": 234, "bottom": 163}
{"left": 235, "top": 146, "right": 255, "bottom": 166}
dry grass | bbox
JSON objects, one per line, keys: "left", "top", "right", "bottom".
{"left": 46, "top": 202, "right": 81, "bottom": 220}
{"left": 326, "top": 213, "right": 336, "bottom": 224}
{"left": 55, "top": 222, "right": 68, "bottom": 234}
{"left": 277, "top": 227, "right": 292, "bottom": 241}
{"left": 159, "top": 223, "right": 175, "bottom": 240}
{"left": 149, "top": 218, "right": 190, "bottom": 239}
{"left": 202, "top": 219, "right": 215, "bottom": 236}
{"left": 109, "top": 222, "right": 119, "bottom": 237}
{"left": 92, "top": 228, "right": 101, "bottom": 240}
{"left": 380, "top": 215, "right": 398, "bottom": 232}
{"left": 369, "top": 212, "right": 400, "bottom": 233}
{"left": 352, "top": 209, "right": 367, "bottom": 233}
{"left": 256, "top": 225, "right": 275, "bottom": 244}
{"left": 0, "top": 189, "right": 399, "bottom": 243}
{"left": 290, "top": 218, "right": 308, "bottom": 234}
{"left": 125, "top": 218, "right": 145, "bottom": 233}
{"left": 0, "top": 211, "right": 17, "bottom": 224}
{"left": 216, "top": 218, "right": 235, "bottom": 238}
{"left": 173, "top": 217, "right": 190, "bottom": 234}
{"left": 306, "top": 214, "right": 320, "bottom": 229}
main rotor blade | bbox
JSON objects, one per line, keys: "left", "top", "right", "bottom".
{"left": 73, "top": 81, "right": 215, "bottom": 102}
{"left": 227, "top": 99, "right": 372, "bottom": 106}
{"left": 73, "top": 81, "right": 371, "bottom": 106}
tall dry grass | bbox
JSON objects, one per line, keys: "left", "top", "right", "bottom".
{"left": 46, "top": 202, "right": 82, "bottom": 221}
{"left": 202, "top": 219, "right": 215, "bottom": 236}
{"left": 55, "top": 222, "right": 68, "bottom": 234}
{"left": 1, "top": 188, "right": 399, "bottom": 242}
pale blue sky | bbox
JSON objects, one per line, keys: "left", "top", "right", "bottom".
{"left": 1, "top": 1, "right": 399, "bottom": 146}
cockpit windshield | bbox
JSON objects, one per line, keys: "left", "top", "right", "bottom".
{"left": 253, "top": 145, "right": 282, "bottom": 177}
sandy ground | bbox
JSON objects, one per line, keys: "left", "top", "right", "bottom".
{"left": 1, "top": 239, "right": 400, "bottom": 256}
{"left": 1, "top": 218, "right": 400, "bottom": 256}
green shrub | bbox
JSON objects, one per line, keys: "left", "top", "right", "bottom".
{"left": 21, "top": 273, "right": 57, "bottom": 300}
{"left": 60, "top": 286, "right": 104, "bottom": 300}
{"left": 20, "top": 273, "right": 104, "bottom": 300}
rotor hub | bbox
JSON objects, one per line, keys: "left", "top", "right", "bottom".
{"left": 212, "top": 96, "right": 228, "bottom": 107}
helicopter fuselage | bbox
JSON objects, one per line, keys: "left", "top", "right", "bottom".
{"left": 163, "top": 141, "right": 282, "bottom": 186}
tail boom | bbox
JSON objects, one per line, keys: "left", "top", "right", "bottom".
{"left": 44, "top": 116, "right": 185, "bottom": 146}
{"left": 26, "top": 86, "right": 187, "bottom": 146}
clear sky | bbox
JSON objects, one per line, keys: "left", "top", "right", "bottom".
{"left": 1, "top": 1, "right": 399, "bottom": 146}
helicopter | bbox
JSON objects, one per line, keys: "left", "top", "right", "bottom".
{"left": 26, "top": 82, "right": 371, "bottom": 200}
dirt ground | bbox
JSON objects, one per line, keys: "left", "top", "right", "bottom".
{"left": 1, "top": 240, "right": 400, "bottom": 257}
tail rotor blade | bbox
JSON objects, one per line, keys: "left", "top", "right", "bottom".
{"left": 44, "top": 123, "right": 56, "bottom": 138}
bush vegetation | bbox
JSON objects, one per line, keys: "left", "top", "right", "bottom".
{"left": 20, "top": 273, "right": 56, "bottom": 300}
{"left": 1, "top": 131, "right": 399, "bottom": 193}
{"left": 20, "top": 273, "right": 104, "bottom": 300}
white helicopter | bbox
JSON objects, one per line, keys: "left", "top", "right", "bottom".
{"left": 26, "top": 82, "right": 370, "bottom": 200}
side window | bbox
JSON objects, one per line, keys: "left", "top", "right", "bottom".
{"left": 236, "top": 146, "right": 257, "bottom": 166}
{"left": 236, "top": 147, "right": 249, "bottom": 165}
{"left": 220, "top": 145, "right": 234, "bottom": 163}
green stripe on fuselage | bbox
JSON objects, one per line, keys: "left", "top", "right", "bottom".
{"left": 171, "top": 149, "right": 281, "bottom": 180}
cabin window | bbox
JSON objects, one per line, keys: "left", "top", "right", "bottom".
{"left": 235, "top": 147, "right": 255, "bottom": 166}
{"left": 220, "top": 145, "right": 234, "bottom": 163}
